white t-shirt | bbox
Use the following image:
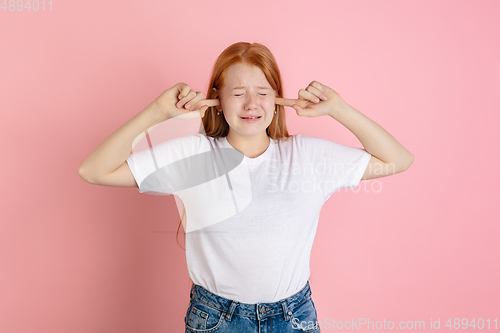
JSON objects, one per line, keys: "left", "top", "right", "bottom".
{"left": 126, "top": 133, "right": 371, "bottom": 303}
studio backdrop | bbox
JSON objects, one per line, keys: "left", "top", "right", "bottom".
{"left": 1, "top": 0, "right": 498, "bottom": 332}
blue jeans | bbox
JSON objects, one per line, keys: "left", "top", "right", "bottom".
{"left": 184, "top": 280, "right": 321, "bottom": 333}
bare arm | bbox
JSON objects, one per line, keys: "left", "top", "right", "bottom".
{"left": 78, "top": 82, "right": 220, "bottom": 187}
{"left": 78, "top": 100, "right": 166, "bottom": 186}
{"left": 278, "top": 81, "right": 414, "bottom": 181}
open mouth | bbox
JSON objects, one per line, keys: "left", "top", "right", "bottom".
{"left": 240, "top": 116, "right": 262, "bottom": 120}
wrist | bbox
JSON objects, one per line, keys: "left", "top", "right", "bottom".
{"left": 146, "top": 99, "right": 170, "bottom": 125}
{"left": 329, "top": 99, "right": 349, "bottom": 119}
{"left": 133, "top": 101, "right": 166, "bottom": 133}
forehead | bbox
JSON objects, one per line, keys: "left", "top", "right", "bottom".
{"left": 224, "top": 63, "right": 271, "bottom": 89}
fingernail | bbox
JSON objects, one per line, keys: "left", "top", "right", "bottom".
{"left": 177, "top": 103, "right": 182, "bottom": 108}
{"left": 315, "top": 98, "right": 320, "bottom": 103}
{"left": 322, "top": 95, "right": 328, "bottom": 101}
{"left": 185, "top": 104, "right": 190, "bottom": 109}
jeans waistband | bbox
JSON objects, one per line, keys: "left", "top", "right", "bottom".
{"left": 189, "top": 281, "right": 312, "bottom": 321}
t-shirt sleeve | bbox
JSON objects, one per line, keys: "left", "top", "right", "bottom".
{"left": 295, "top": 134, "right": 372, "bottom": 200}
{"left": 126, "top": 134, "right": 204, "bottom": 195}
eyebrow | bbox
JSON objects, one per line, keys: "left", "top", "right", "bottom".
{"left": 231, "top": 86, "right": 271, "bottom": 90}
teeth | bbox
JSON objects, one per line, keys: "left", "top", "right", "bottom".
{"left": 243, "top": 116, "right": 259, "bottom": 119}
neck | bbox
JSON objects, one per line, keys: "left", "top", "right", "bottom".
{"left": 226, "top": 132, "right": 270, "bottom": 159}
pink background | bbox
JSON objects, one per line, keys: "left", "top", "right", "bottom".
{"left": 1, "top": 0, "right": 499, "bottom": 332}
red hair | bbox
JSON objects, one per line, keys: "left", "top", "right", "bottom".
{"left": 176, "top": 42, "right": 292, "bottom": 249}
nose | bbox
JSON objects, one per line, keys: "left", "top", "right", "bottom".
{"left": 244, "top": 92, "right": 258, "bottom": 110}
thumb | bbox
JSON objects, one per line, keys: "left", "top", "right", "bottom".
{"left": 292, "top": 104, "right": 303, "bottom": 113}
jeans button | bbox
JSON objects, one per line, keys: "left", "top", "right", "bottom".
{"left": 259, "top": 306, "right": 266, "bottom": 314}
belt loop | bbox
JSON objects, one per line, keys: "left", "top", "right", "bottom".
{"left": 225, "top": 300, "right": 238, "bottom": 321}
{"left": 281, "top": 300, "right": 291, "bottom": 321}
{"left": 190, "top": 283, "right": 194, "bottom": 298}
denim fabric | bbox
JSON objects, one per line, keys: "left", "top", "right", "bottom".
{"left": 184, "top": 280, "right": 320, "bottom": 333}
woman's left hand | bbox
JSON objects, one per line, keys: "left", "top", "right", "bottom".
{"left": 275, "top": 81, "right": 346, "bottom": 118}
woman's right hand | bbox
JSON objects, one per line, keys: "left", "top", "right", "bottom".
{"left": 154, "top": 82, "right": 220, "bottom": 121}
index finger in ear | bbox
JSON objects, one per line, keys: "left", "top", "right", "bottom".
{"left": 275, "top": 97, "right": 299, "bottom": 107}
{"left": 201, "top": 99, "right": 220, "bottom": 107}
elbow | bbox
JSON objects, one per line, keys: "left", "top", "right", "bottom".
{"left": 78, "top": 165, "right": 95, "bottom": 184}
{"left": 78, "top": 166, "right": 88, "bottom": 182}
{"left": 391, "top": 153, "right": 414, "bottom": 174}
{"left": 401, "top": 153, "right": 414, "bottom": 171}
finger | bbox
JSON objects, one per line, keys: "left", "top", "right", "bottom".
{"left": 310, "top": 81, "right": 326, "bottom": 94}
{"left": 184, "top": 92, "right": 205, "bottom": 110}
{"left": 275, "top": 97, "right": 311, "bottom": 109}
{"left": 310, "top": 81, "right": 328, "bottom": 100}
{"left": 292, "top": 103, "right": 305, "bottom": 115}
{"left": 275, "top": 97, "right": 299, "bottom": 107}
{"left": 177, "top": 83, "right": 191, "bottom": 100}
{"left": 191, "top": 98, "right": 220, "bottom": 112}
{"left": 177, "top": 90, "right": 196, "bottom": 108}
{"left": 200, "top": 99, "right": 220, "bottom": 107}
{"left": 200, "top": 105, "right": 209, "bottom": 118}
{"left": 195, "top": 99, "right": 220, "bottom": 111}
{"left": 306, "top": 85, "right": 328, "bottom": 102}
{"left": 295, "top": 100, "right": 312, "bottom": 109}
{"left": 298, "top": 88, "right": 322, "bottom": 103}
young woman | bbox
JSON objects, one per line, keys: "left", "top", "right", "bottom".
{"left": 79, "top": 42, "right": 414, "bottom": 333}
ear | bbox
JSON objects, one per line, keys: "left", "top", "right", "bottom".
{"left": 212, "top": 87, "right": 222, "bottom": 111}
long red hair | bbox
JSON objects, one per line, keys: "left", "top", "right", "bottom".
{"left": 176, "top": 42, "right": 292, "bottom": 249}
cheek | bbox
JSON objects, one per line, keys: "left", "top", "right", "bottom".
{"left": 223, "top": 98, "right": 240, "bottom": 110}
{"left": 219, "top": 99, "right": 231, "bottom": 113}
{"left": 264, "top": 99, "right": 275, "bottom": 112}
